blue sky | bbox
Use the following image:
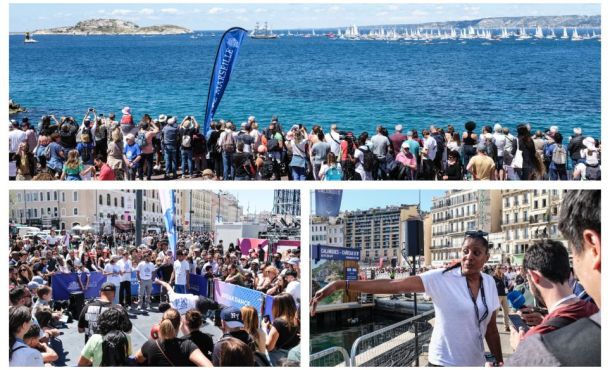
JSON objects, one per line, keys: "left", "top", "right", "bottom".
{"left": 317, "top": 190, "right": 447, "bottom": 213}
{"left": 9, "top": 4, "right": 601, "bottom": 32}
{"left": 226, "top": 190, "right": 275, "bottom": 213}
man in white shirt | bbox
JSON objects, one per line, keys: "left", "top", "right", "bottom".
{"left": 136, "top": 253, "right": 156, "bottom": 310}
{"left": 9, "top": 120, "right": 26, "bottom": 180}
{"left": 103, "top": 255, "right": 121, "bottom": 304}
{"left": 171, "top": 249, "right": 190, "bottom": 293}
{"left": 46, "top": 229, "right": 60, "bottom": 248}
{"left": 284, "top": 269, "right": 300, "bottom": 306}
{"left": 325, "top": 123, "right": 342, "bottom": 157}
{"left": 421, "top": 129, "right": 437, "bottom": 180}
{"left": 117, "top": 251, "right": 133, "bottom": 308}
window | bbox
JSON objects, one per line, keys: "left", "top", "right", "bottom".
{"left": 26, "top": 193, "right": 30, "bottom": 202}
{"left": 114, "top": 198, "right": 118, "bottom": 207}
{"left": 73, "top": 208, "right": 78, "bottom": 215}
{"left": 54, "top": 207, "right": 58, "bottom": 217}
{"left": 99, "top": 195, "right": 103, "bottom": 205}
{"left": 61, "top": 192, "right": 65, "bottom": 202}
{"left": 121, "top": 197, "right": 125, "bottom": 208}
{"left": 534, "top": 201, "right": 538, "bottom": 209}
{"left": 54, "top": 192, "right": 58, "bottom": 201}
{"left": 47, "top": 192, "right": 51, "bottom": 201}
{"left": 39, "top": 192, "right": 44, "bottom": 201}
{"left": 17, "top": 193, "right": 22, "bottom": 202}
{"left": 107, "top": 194, "right": 111, "bottom": 206}
{"left": 73, "top": 192, "right": 78, "bottom": 202}
{"left": 542, "top": 199, "right": 547, "bottom": 208}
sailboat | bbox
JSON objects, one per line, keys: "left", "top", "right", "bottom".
{"left": 499, "top": 27, "right": 509, "bottom": 39}
{"left": 535, "top": 26, "right": 544, "bottom": 39}
{"left": 250, "top": 22, "right": 278, "bottom": 39}
{"left": 571, "top": 27, "right": 583, "bottom": 41}
{"left": 517, "top": 27, "right": 531, "bottom": 40}
{"left": 24, "top": 32, "right": 38, "bottom": 43}
{"left": 561, "top": 27, "right": 569, "bottom": 39}
{"left": 546, "top": 28, "right": 556, "bottom": 39}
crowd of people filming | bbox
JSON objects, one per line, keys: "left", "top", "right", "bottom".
{"left": 9, "top": 229, "right": 301, "bottom": 366}
{"left": 9, "top": 107, "right": 601, "bottom": 181}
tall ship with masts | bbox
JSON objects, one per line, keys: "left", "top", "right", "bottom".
{"left": 250, "top": 22, "right": 278, "bottom": 39}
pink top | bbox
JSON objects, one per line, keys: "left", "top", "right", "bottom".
{"left": 396, "top": 151, "right": 416, "bottom": 168}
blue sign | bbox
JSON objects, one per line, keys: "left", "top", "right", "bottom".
{"left": 315, "top": 190, "right": 343, "bottom": 217}
{"left": 214, "top": 280, "right": 264, "bottom": 314}
{"left": 188, "top": 274, "right": 209, "bottom": 296}
{"left": 312, "top": 244, "right": 361, "bottom": 261}
{"left": 203, "top": 27, "right": 248, "bottom": 133}
{"left": 130, "top": 271, "right": 162, "bottom": 296}
{"left": 51, "top": 272, "right": 107, "bottom": 301}
{"left": 346, "top": 267, "right": 358, "bottom": 281}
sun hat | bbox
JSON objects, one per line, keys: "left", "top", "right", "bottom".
{"left": 121, "top": 107, "right": 131, "bottom": 115}
{"left": 158, "top": 114, "right": 167, "bottom": 123}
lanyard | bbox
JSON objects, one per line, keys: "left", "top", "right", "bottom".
{"left": 549, "top": 294, "right": 577, "bottom": 313}
{"left": 466, "top": 274, "right": 488, "bottom": 325}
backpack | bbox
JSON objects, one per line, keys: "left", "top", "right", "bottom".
{"left": 541, "top": 315, "right": 600, "bottom": 366}
{"left": 585, "top": 164, "right": 601, "bottom": 180}
{"left": 221, "top": 133, "right": 235, "bottom": 153}
{"left": 181, "top": 133, "right": 192, "bottom": 148}
{"left": 551, "top": 145, "right": 567, "bottom": 165}
{"left": 261, "top": 156, "right": 275, "bottom": 179}
{"left": 136, "top": 132, "right": 148, "bottom": 149}
{"left": 80, "top": 144, "right": 92, "bottom": 163}
{"left": 266, "top": 131, "right": 280, "bottom": 151}
{"left": 325, "top": 166, "right": 343, "bottom": 181}
{"left": 361, "top": 148, "right": 378, "bottom": 172}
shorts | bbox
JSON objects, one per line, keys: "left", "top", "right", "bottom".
{"left": 495, "top": 156, "right": 504, "bottom": 170}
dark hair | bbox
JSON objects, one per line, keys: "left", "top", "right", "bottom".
{"left": 214, "top": 337, "right": 254, "bottom": 367}
{"left": 96, "top": 306, "right": 132, "bottom": 335}
{"left": 558, "top": 190, "right": 601, "bottom": 255}
{"left": 9, "top": 306, "right": 32, "bottom": 360}
{"left": 465, "top": 121, "right": 476, "bottom": 131}
{"left": 9, "top": 286, "right": 26, "bottom": 306}
{"left": 35, "top": 307, "right": 53, "bottom": 328}
{"left": 37, "top": 285, "right": 51, "bottom": 299}
{"left": 101, "top": 330, "right": 129, "bottom": 366}
{"left": 554, "top": 132, "right": 563, "bottom": 144}
{"left": 196, "top": 296, "right": 218, "bottom": 315}
{"left": 184, "top": 309, "right": 203, "bottom": 330}
{"left": 23, "top": 323, "right": 40, "bottom": 341}
{"left": 523, "top": 240, "right": 571, "bottom": 284}
{"left": 158, "top": 302, "right": 171, "bottom": 313}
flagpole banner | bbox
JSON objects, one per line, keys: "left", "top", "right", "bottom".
{"left": 51, "top": 272, "right": 106, "bottom": 300}
{"left": 314, "top": 190, "right": 343, "bottom": 217}
{"left": 203, "top": 27, "right": 248, "bottom": 133}
{"left": 214, "top": 280, "right": 264, "bottom": 314}
{"left": 159, "top": 189, "right": 177, "bottom": 258}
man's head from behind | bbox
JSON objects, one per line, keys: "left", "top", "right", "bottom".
{"left": 558, "top": 190, "right": 601, "bottom": 307}
{"left": 523, "top": 240, "right": 571, "bottom": 307}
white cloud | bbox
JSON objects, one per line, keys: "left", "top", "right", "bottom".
{"left": 411, "top": 10, "right": 430, "bottom": 17}
{"left": 160, "top": 8, "right": 180, "bottom": 15}
{"left": 139, "top": 8, "right": 155, "bottom": 16}
{"left": 208, "top": 7, "right": 224, "bottom": 15}
{"left": 111, "top": 9, "right": 133, "bottom": 16}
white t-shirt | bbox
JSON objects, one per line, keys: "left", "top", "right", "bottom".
{"left": 285, "top": 280, "right": 301, "bottom": 304}
{"left": 173, "top": 259, "right": 189, "bottom": 285}
{"left": 168, "top": 291, "right": 199, "bottom": 315}
{"left": 104, "top": 263, "right": 121, "bottom": 286}
{"left": 424, "top": 136, "right": 437, "bottom": 160}
{"left": 137, "top": 261, "right": 155, "bottom": 280}
{"left": 117, "top": 258, "right": 132, "bottom": 282}
{"left": 325, "top": 131, "right": 341, "bottom": 156}
{"left": 420, "top": 268, "right": 500, "bottom": 366}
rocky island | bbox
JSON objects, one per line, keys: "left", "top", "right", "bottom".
{"left": 32, "top": 18, "right": 192, "bottom": 35}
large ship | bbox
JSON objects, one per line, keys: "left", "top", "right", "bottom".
{"left": 249, "top": 22, "right": 278, "bottom": 39}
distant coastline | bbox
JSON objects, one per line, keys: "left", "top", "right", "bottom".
{"left": 30, "top": 18, "right": 191, "bottom": 35}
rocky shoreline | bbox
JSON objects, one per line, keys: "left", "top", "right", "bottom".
{"left": 9, "top": 99, "right": 26, "bottom": 115}
{"left": 32, "top": 18, "right": 192, "bottom": 35}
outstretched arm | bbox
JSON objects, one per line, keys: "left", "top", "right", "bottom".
{"left": 310, "top": 276, "right": 425, "bottom": 315}
{"left": 154, "top": 278, "right": 175, "bottom": 295}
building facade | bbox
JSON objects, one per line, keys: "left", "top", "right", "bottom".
{"left": 430, "top": 190, "right": 502, "bottom": 266}
{"left": 273, "top": 190, "right": 300, "bottom": 217}
{"left": 176, "top": 190, "right": 213, "bottom": 233}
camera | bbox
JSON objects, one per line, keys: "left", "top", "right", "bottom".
{"left": 88, "top": 108, "right": 94, "bottom": 112}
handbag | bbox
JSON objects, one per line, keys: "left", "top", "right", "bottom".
{"left": 511, "top": 138, "right": 523, "bottom": 169}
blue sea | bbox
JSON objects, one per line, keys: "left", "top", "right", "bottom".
{"left": 9, "top": 33, "right": 600, "bottom": 138}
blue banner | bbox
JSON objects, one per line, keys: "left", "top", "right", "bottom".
{"left": 315, "top": 190, "right": 343, "bottom": 217}
{"left": 264, "top": 294, "right": 274, "bottom": 320}
{"left": 130, "top": 271, "right": 162, "bottom": 297}
{"left": 203, "top": 27, "right": 248, "bottom": 133}
{"left": 214, "top": 280, "right": 264, "bottom": 314}
{"left": 51, "top": 272, "right": 107, "bottom": 301}
{"left": 188, "top": 274, "right": 209, "bottom": 296}
{"left": 312, "top": 244, "right": 361, "bottom": 261}
{"left": 346, "top": 267, "right": 358, "bottom": 281}
{"left": 159, "top": 190, "right": 177, "bottom": 258}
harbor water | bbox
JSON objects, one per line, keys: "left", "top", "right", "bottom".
{"left": 10, "top": 33, "right": 600, "bottom": 137}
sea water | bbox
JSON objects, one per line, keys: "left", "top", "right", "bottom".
{"left": 9, "top": 34, "right": 600, "bottom": 137}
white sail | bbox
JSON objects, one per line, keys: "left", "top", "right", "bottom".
{"left": 535, "top": 26, "right": 544, "bottom": 38}
{"left": 561, "top": 27, "right": 569, "bottom": 39}
{"left": 572, "top": 27, "right": 582, "bottom": 41}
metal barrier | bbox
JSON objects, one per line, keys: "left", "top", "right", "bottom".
{"left": 349, "top": 309, "right": 435, "bottom": 367}
{"left": 310, "top": 346, "right": 351, "bottom": 367}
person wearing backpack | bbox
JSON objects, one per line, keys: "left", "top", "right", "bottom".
{"left": 507, "top": 191, "right": 600, "bottom": 366}
{"left": 179, "top": 116, "right": 199, "bottom": 179}
{"left": 137, "top": 119, "right": 159, "bottom": 181}
{"left": 339, "top": 132, "right": 357, "bottom": 180}
{"left": 218, "top": 122, "right": 237, "bottom": 180}
{"left": 232, "top": 141, "right": 255, "bottom": 181}
{"left": 354, "top": 133, "right": 373, "bottom": 181}
{"left": 76, "top": 133, "right": 95, "bottom": 180}
{"left": 318, "top": 152, "right": 343, "bottom": 180}
{"left": 430, "top": 126, "right": 446, "bottom": 174}
{"left": 46, "top": 132, "right": 65, "bottom": 178}
{"left": 545, "top": 133, "right": 568, "bottom": 180}
{"left": 288, "top": 127, "right": 309, "bottom": 181}
{"left": 58, "top": 117, "right": 79, "bottom": 151}
{"left": 162, "top": 116, "right": 179, "bottom": 180}
{"left": 420, "top": 129, "right": 437, "bottom": 180}
{"left": 573, "top": 138, "right": 600, "bottom": 181}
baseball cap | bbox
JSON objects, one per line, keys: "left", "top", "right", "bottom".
{"left": 28, "top": 281, "right": 40, "bottom": 290}
{"left": 32, "top": 276, "right": 47, "bottom": 285}
{"left": 220, "top": 306, "right": 243, "bottom": 328}
{"left": 101, "top": 282, "right": 116, "bottom": 292}
{"left": 288, "top": 257, "right": 300, "bottom": 265}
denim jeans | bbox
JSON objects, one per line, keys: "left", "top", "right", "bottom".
{"left": 222, "top": 152, "right": 234, "bottom": 180}
{"left": 164, "top": 147, "right": 178, "bottom": 177}
{"left": 291, "top": 166, "right": 307, "bottom": 181}
{"left": 181, "top": 148, "right": 193, "bottom": 176}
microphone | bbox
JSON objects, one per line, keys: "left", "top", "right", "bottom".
{"left": 507, "top": 290, "right": 526, "bottom": 310}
